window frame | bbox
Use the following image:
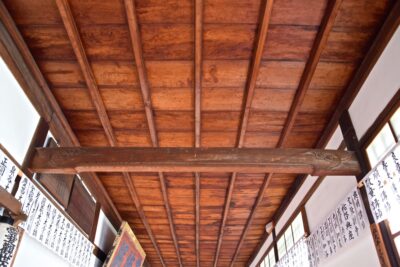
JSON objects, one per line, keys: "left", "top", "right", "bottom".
{"left": 360, "top": 89, "right": 400, "bottom": 263}
{"left": 257, "top": 209, "right": 309, "bottom": 266}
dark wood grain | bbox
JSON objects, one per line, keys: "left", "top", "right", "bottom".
{"left": 30, "top": 147, "right": 360, "bottom": 175}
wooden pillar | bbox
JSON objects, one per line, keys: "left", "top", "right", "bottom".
{"left": 339, "top": 110, "right": 399, "bottom": 267}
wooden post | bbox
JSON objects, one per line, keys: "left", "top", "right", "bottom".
{"left": 339, "top": 110, "right": 399, "bottom": 267}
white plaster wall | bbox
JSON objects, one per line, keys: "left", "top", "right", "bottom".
{"left": 0, "top": 57, "right": 39, "bottom": 164}
{"left": 349, "top": 26, "right": 400, "bottom": 140}
{"left": 304, "top": 175, "right": 381, "bottom": 267}
{"left": 13, "top": 234, "right": 70, "bottom": 267}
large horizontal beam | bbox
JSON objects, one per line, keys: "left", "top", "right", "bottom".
{"left": 29, "top": 147, "right": 360, "bottom": 176}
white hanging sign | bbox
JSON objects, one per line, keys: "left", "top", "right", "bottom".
{"left": 363, "top": 144, "right": 400, "bottom": 223}
{"left": 0, "top": 149, "right": 18, "bottom": 193}
{"left": 15, "top": 176, "right": 94, "bottom": 267}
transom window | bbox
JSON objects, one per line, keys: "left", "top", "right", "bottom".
{"left": 259, "top": 212, "right": 306, "bottom": 266}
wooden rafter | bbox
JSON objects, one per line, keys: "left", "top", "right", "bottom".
{"left": 29, "top": 147, "right": 360, "bottom": 175}
{"left": 122, "top": 172, "right": 166, "bottom": 267}
{"left": 55, "top": 0, "right": 116, "bottom": 146}
{"left": 214, "top": 0, "right": 275, "bottom": 266}
{"left": 55, "top": 0, "right": 167, "bottom": 265}
{"left": 0, "top": 1, "right": 121, "bottom": 227}
{"left": 316, "top": 0, "right": 400, "bottom": 149}
{"left": 230, "top": 0, "right": 344, "bottom": 265}
{"left": 277, "top": 0, "right": 344, "bottom": 147}
{"left": 194, "top": 0, "right": 203, "bottom": 266}
{"left": 123, "top": 1, "right": 183, "bottom": 266}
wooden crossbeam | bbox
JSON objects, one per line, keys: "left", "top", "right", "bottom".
{"left": 29, "top": 147, "right": 360, "bottom": 175}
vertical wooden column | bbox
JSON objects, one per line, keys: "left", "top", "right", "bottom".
{"left": 272, "top": 228, "right": 279, "bottom": 263}
{"left": 339, "top": 110, "right": 399, "bottom": 267}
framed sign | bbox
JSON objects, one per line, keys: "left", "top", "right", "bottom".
{"left": 104, "top": 221, "right": 146, "bottom": 267}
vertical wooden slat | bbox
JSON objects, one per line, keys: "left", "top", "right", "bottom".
{"left": 123, "top": 1, "right": 183, "bottom": 266}
{"left": 194, "top": 0, "right": 203, "bottom": 266}
{"left": 230, "top": 0, "right": 344, "bottom": 265}
{"left": 214, "top": 0, "right": 275, "bottom": 266}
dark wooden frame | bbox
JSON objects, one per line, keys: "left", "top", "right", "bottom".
{"left": 340, "top": 109, "right": 400, "bottom": 267}
{"left": 357, "top": 90, "right": 400, "bottom": 265}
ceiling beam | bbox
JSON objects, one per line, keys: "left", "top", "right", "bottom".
{"left": 230, "top": 0, "right": 344, "bottom": 264}
{"left": 55, "top": 0, "right": 116, "bottom": 146}
{"left": 214, "top": 0, "right": 275, "bottom": 266}
{"left": 55, "top": 0, "right": 167, "bottom": 265}
{"left": 0, "top": 2, "right": 121, "bottom": 227}
{"left": 29, "top": 147, "right": 360, "bottom": 175}
{"left": 277, "top": 0, "right": 344, "bottom": 147}
{"left": 194, "top": 0, "right": 203, "bottom": 266}
{"left": 123, "top": 1, "right": 183, "bottom": 266}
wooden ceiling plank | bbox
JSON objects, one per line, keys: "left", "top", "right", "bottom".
{"left": 316, "top": 0, "right": 400, "bottom": 149}
{"left": 29, "top": 147, "right": 361, "bottom": 177}
{"left": 0, "top": 1, "right": 122, "bottom": 227}
{"left": 55, "top": 1, "right": 168, "bottom": 265}
{"left": 195, "top": 0, "right": 203, "bottom": 266}
{"left": 124, "top": 1, "right": 183, "bottom": 266}
{"left": 214, "top": 0, "right": 275, "bottom": 266}
{"left": 55, "top": 0, "right": 116, "bottom": 146}
{"left": 229, "top": 0, "right": 344, "bottom": 265}
{"left": 122, "top": 173, "right": 166, "bottom": 267}
{"left": 277, "top": 0, "right": 344, "bottom": 147}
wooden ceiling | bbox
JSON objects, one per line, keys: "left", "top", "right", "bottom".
{"left": 1, "top": 0, "right": 393, "bottom": 266}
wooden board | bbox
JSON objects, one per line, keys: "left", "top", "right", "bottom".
{"left": 1, "top": 0, "right": 393, "bottom": 265}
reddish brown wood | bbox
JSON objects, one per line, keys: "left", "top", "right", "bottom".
{"left": 124, "top": 1, "right": 183, "bottom": 265}
{"left": 277, "top": 0, "right": 344, "bottom": 147}
{"left": 230, "top": 0, "right": 344, "bottom": 264}
{"left": 29, "top": 147, "right": 360, "bottom": 174}
{"left": 56, "top": 1, "right": 169, "bottom": 264}
{"left": 316, "top": 0, "right": 400, "bottom": 149}
{"left": 122, "top": 173, "right": 166, "bottom": 267}
{"left": 195, "top": 0, "right": 203, "bottom": 149}
{"left": 214, "top": 0, "right": 275, "bottom": 265}
{"left": 55, "top": 0, "right": 116, "bottom": 146}
{"left": 0, "top": 3, "right": 121, "bottom": 228}
{"left": 194, "top": 1, "right": 203, "bottom": 266}
{"left": 124, "top": 0, "right": 158, "bottom": 146}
